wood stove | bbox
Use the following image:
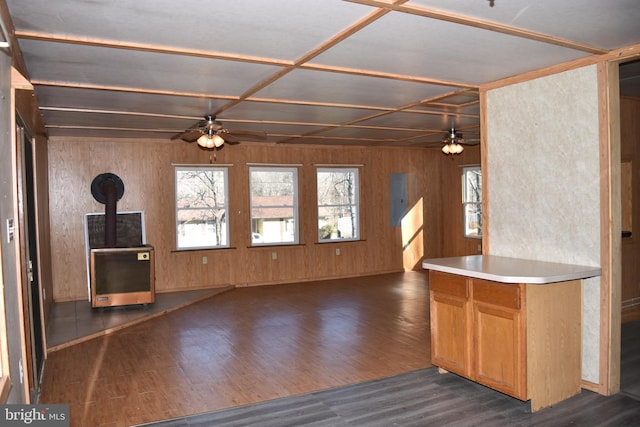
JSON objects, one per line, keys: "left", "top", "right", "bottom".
{"left": 90, "top": 245, "right": 155, "bottom": 308}
{"left": 86, "top": 173, "right": 155, "bottom": 308}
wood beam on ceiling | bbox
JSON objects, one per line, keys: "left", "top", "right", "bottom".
{"left": 346, "top": 0, "right": 609, "bottom": 55}
{"left": 212, "top": 5, "right": 398, "bottom": 117}
{"left": 31, "top": 81, "right": 477, "bottom": 119}
{"left": 300, "top": 63, "right": 476, "bottom": 89}
{"left": 30, "top": 79, "right": 397, "bottom": 115}
{"left": 29, "top": 80, "right": 240, "bottom": 102}
{"left": 43, "top": 124, "right": 180, "bottom": 134}
{"left": 13, "top": 30, "right": 292, "bottom": 67}
{"left": 277, "top": 87, "right": 477, "bottom": 144}
{"left": 15, "top": 22, "right": 476, "bottom": 119}
{"left": 37, "top": 106, "right": 203, "bottom": 121}
{"left": 481, "top": 43, "right": 640, "bottom": 92}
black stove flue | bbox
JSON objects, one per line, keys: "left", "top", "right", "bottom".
{"left": 90, "top": 172, "right": 125, "bottom": 248}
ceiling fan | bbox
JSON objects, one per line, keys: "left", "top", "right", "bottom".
{"left": 173, "top": 115, "right": 267, "bottom": 149}
{"left": 440, "top": 119, "right": 480, "bottom": 155}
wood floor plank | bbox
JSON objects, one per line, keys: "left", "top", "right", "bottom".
{"left": 40, "top": 272, "right": 432, "bottom": 427}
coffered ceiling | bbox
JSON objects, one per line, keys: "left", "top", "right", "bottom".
{"left": 2, "top": 0, "right": 640, "bottom": 148}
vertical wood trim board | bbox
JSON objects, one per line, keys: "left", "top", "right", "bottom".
{"left": 597, "top": 60, "right": 621, "bottom": 395}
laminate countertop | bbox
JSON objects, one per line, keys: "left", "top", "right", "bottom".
{"left": 422, "top": 255, "right": 601, "bottom": 284}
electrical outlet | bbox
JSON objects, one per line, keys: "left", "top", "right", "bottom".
{"left": 202, "top": 256, "right": 208, "bottom": 264}
{"left": 335, "top": 248, "right": 341, "bottom": 256}
{"left": 271, "top": 252, "right": 277, "bottom": 260}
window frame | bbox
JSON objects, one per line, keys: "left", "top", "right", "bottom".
{"left": 316, "top": 167, "right": 360, "bottom": 243}
{"left": 174, "top": 165, "right": 230, "bottom": 250}
{"left": 249, "top": 166, "right": 299, "bottom": 246}
{"left": 462, "top": 165, "right": 482, "bottom": 239}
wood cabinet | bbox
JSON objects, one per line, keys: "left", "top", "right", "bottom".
{"left": 472, "top": 278, "right": 526, "bottom": 399}
{"left": 429, "top": 270, "right": 581, "bottom": 411}
{"left": 429, "top": 272, "right": 471, "bottom": 377}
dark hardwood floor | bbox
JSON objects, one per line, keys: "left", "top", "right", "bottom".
{"left": 40, "top": 272, "right": 431, "bottom": 427}
{"left": 136, "top": 367, "right": 640, "bottom": 427}
{"left": 39, "top": 272, "right": 640, "bottom": 427}
{"left": 621, "top": 319, "right": 640, "bottom": 400}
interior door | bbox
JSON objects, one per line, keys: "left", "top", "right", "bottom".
{"left": 16, "top": 122, "right": 45, "bottom": 400}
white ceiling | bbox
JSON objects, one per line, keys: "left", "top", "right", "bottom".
{"left": 2, "top": 0, "right": 640, "bottom": 148}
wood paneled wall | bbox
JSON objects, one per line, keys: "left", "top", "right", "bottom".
{"left": 47, "top": 137, "right": 455, "bottom": 301}
{"left": 621, "top": 96, "right": 640, "bottom": 322}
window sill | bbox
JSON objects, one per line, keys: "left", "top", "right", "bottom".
{"left": 171, "top": 247, "right": 237, "bottom": 253}
{"left": 315, "top": 239, "right": 365, "bottom": 244}
{"left": 249, "top": 243, "right": 304, "bottom": 249}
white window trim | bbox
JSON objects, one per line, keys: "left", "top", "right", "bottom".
{"left": 175, "top": 166, "right": 230, "bottom": 250}
{"left": 462, "top": 165, "right": 482, "bottom": 239}
{"left": 249, "top": 166, "right": 299, "bottom": 246}
{"left": 316, "top": 167, "right": 360, "bottom": 243}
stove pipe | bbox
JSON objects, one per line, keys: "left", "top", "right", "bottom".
{"left": 91, "top": 173, "right": 125, "bottom": 247}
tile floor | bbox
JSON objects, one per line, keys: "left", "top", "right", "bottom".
{"left": 46, "top": 287, "right": 232, "bottom": 350}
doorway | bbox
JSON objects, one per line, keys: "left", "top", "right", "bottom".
{"left": 16, "top": 122, "right": 45, "bottom": 401}
{"left": 620, "top": 58, "right": 640, "bottom": 325}
{"left": 619, "top": 58, "right": 640, "bottom": 398}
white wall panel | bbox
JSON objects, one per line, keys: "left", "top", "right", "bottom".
{"left": 485, "top": 65, "right": 601, "bottom": 383}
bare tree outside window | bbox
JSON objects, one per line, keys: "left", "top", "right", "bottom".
{"left": 317, "top": 168, "right": 360, "bottom": 241}
{"left": 463, "top": 166, "right": 482, "bottom": 238}
{"left": 175, "top": 167, "right": 229, "bottom": 249}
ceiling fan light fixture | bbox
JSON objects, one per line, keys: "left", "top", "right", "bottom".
{"left": 197, "top": 130, "right": 225, "bottom": 149}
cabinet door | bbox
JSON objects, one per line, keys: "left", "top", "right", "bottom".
{"left": 429, "top": 271, "right": 471, "bottom": 378}
{"left": 473, "top": 280, "right": 526, "bottom": 399}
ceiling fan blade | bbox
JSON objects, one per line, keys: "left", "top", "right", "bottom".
{"left": 175, "top": 130, "right": 202, "bottom": 142}
{"left": 424, "top": 142, "right": 445, "bottom": 148}
{"left": 461, "top": 139, "right": 480, "bottom": 145}
{"left": 220, "top": 133, "right": 240, "bottom": 144}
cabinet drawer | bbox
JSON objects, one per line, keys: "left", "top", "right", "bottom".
{"left": 430, "top": 271, "right": 468, "bottom": 299}
{"left": 473, "top": 279, "right": 521, "bottom": 310}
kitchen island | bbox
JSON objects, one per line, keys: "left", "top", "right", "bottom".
{"left": 422, "top": 255, "right": 601, "bottom": 412}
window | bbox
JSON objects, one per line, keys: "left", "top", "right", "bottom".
{"left": 250, "top": 167, "right": 298, "bottom": 245}
{"left": 317, "top": 168, "right": 360, "bottom": 241}
{"left": 463, "top": 166, "right": 482, "bottom": 238}
{"left": 175, "top": 166, "right": 229, "bottom": 249}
